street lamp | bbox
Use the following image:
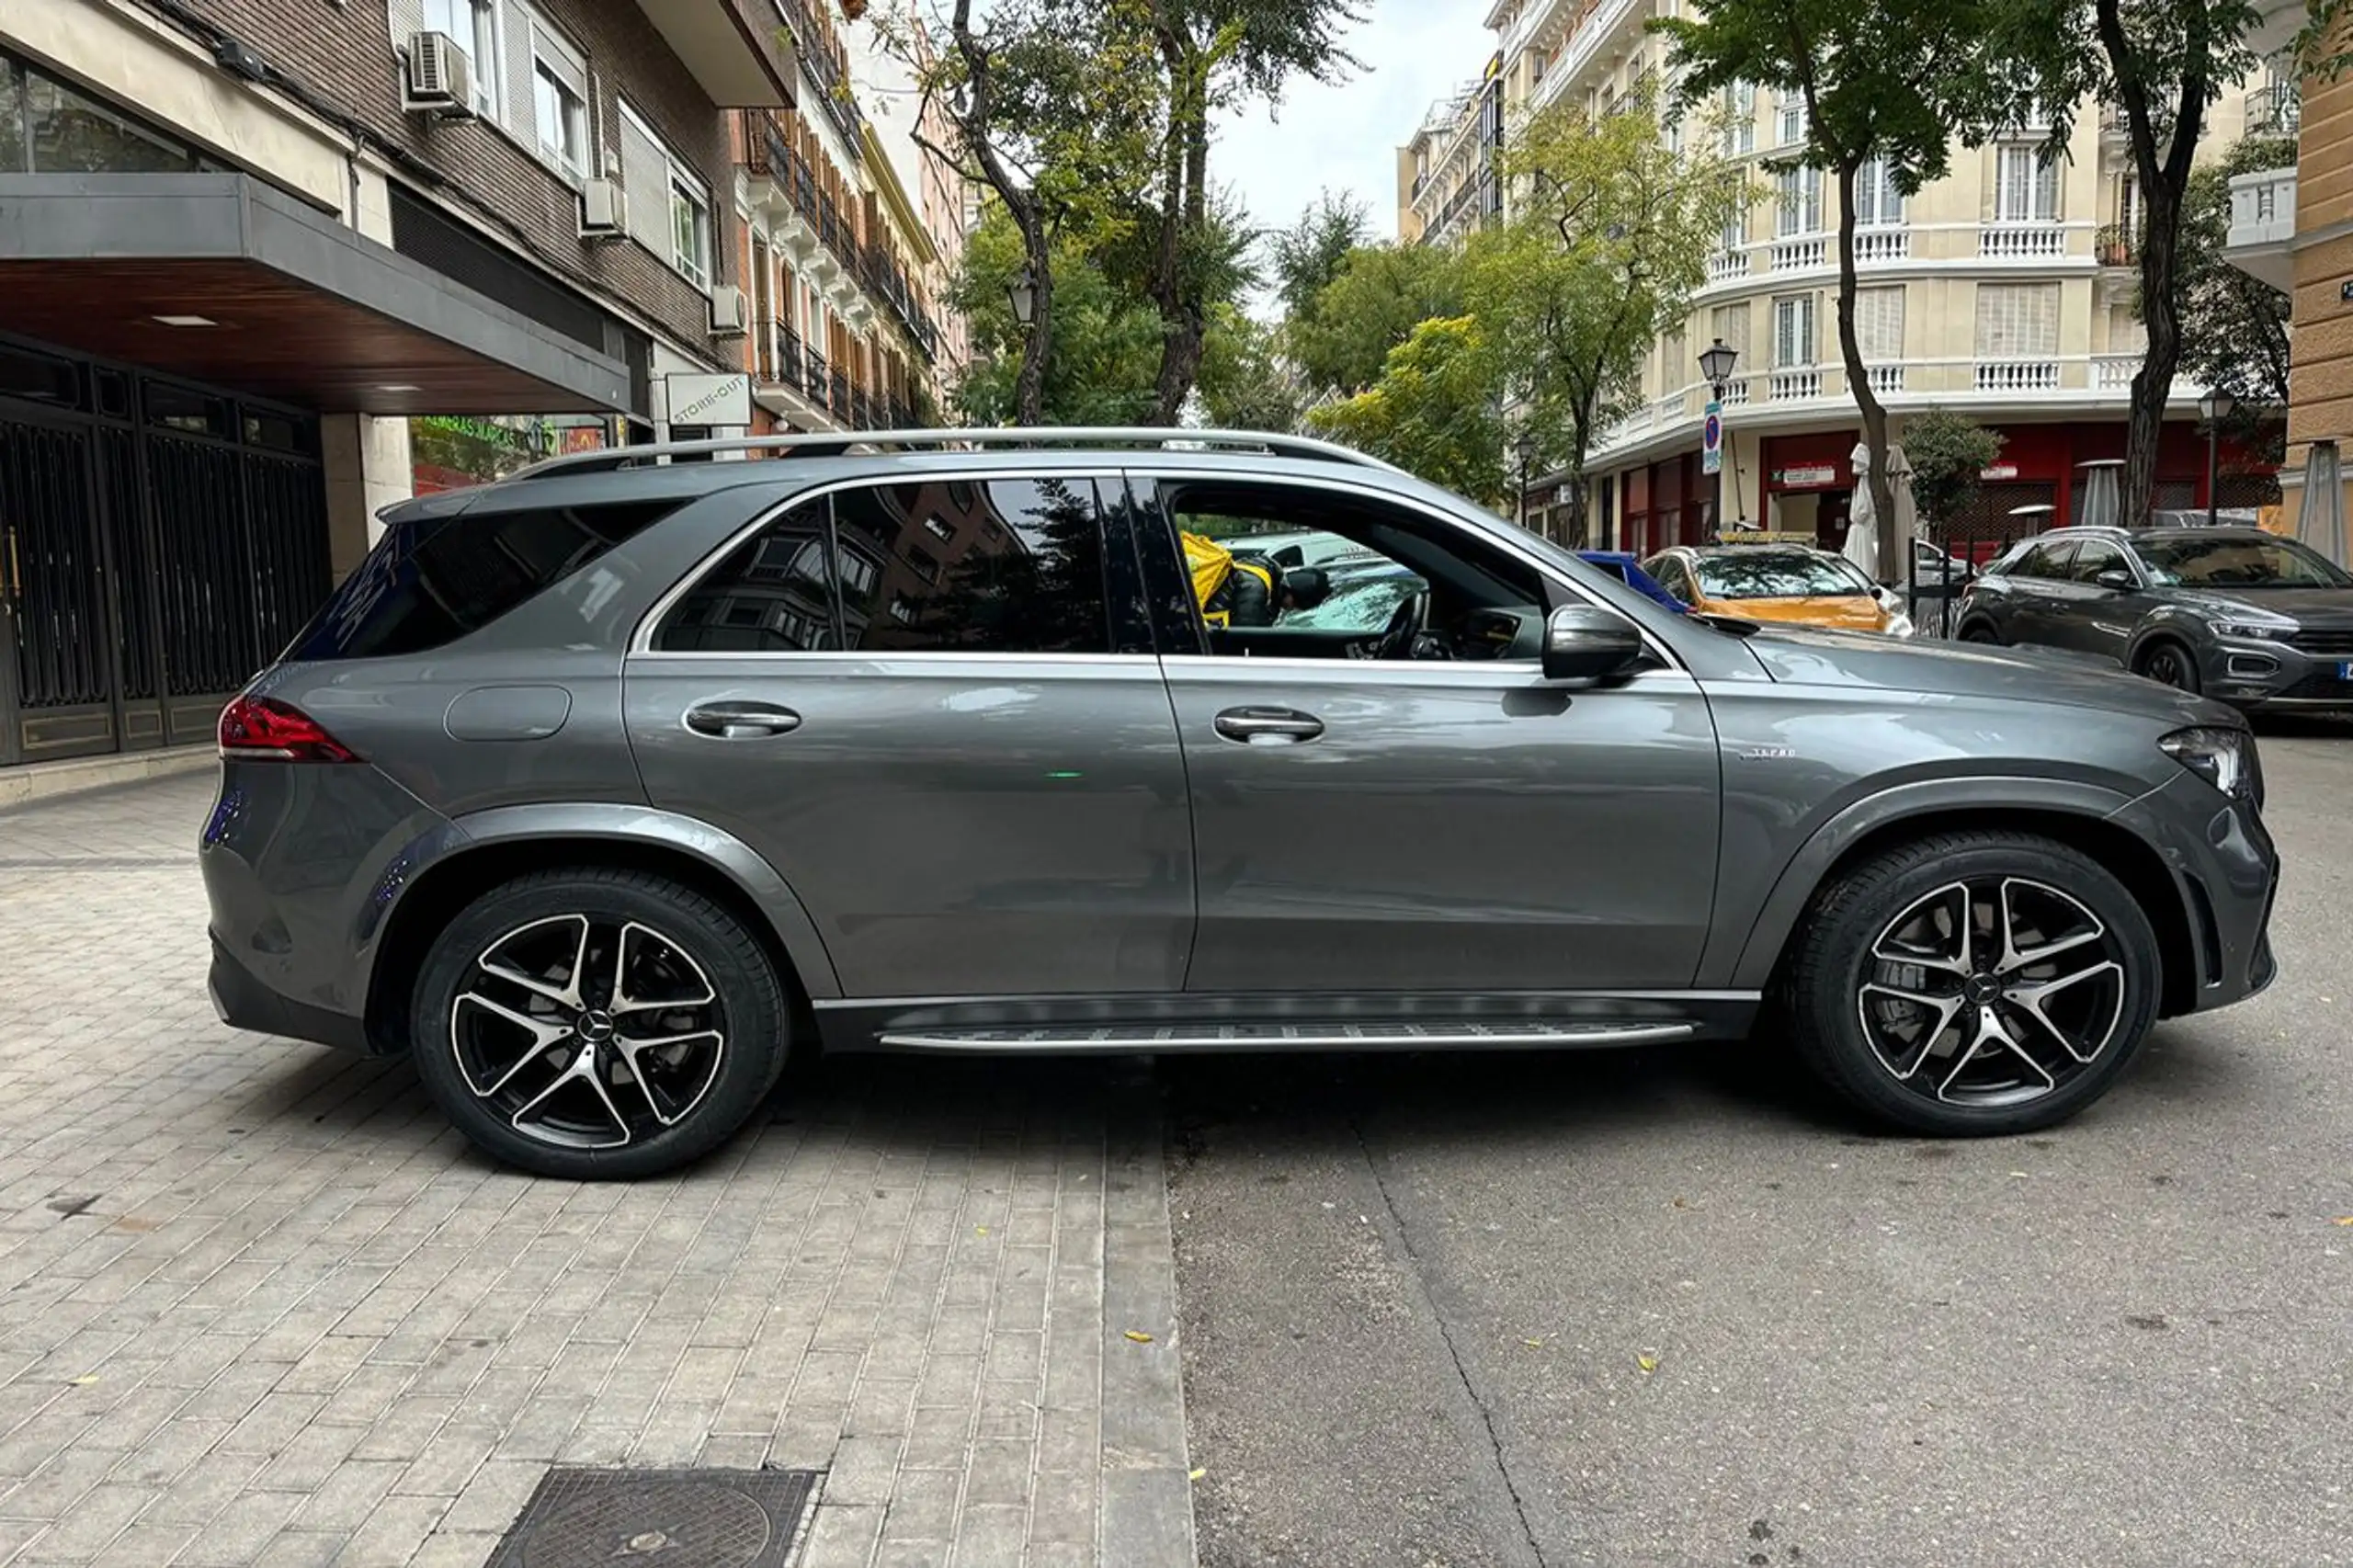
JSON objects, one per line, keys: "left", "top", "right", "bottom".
{"left": 1699, "top": 337, "right": 1739, "bottom": 533}
{"left": 1514, "top": 428, "right": 1538, "bottom": 534}
{"left": 2200, "top": 386, "right": 2236, "bottom": 527}
{"left": 1007, "top": 263, "right": 1037, "bottom": 330}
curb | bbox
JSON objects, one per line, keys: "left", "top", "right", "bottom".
{"left": 1101, "top": 1070, "right": 1197, "bottom": 1568}
{"left": 0, "top": 744, "right": 215, "bottom": 810}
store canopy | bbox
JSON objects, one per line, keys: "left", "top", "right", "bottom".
{"left": 0, "top": 174, "right": 629, "bottom": 416}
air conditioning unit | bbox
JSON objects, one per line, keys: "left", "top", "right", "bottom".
{"left": 403, "top": 31, "right": 474, "bottom": 118}
{"left": 579, "top": 178, "right": 627, "bottom": 241}
{"left": 708, "top": 284, "right": 749, "bottom": 336}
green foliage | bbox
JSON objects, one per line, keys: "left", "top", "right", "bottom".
{"left": 1197, "top": 306, "right": 1302, "bottom": 431}
{"left": 1902, "top": 410, "right": 2006, "bottom": 529}
{"left": 1309, "top": 317, "right": 1509, "bottom": 506}
{"left": 2171, "top": 134, "right": 2293, "bottom": 442}
{"left": 1478, "top": 85, "right": 1745, "bottom": 522}
{"left": 1288, "top": 244, "right": 1467, "bottom": 398}
{"left": 1269, "top": 191, "right": 1371, "bottom": 323}
{"left": 949, "top": 207, "right": 1162, "bottom": 426}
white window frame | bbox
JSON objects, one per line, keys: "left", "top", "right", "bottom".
{"left": 1856, "top": 286, "right": 1905, "bottom": 361}
{"left": 424, "top": 0, "right": 501, "bottom": 118}
{"left": 1772, "top": 293, "right": 1816, "bottom": 368}
{"left": 1854, "top": 156, "right": 1904, "bottom": 227}
{"left": 520, "top": 4, "right": 591, "bottom": 185}
{"left": 1725, "top": 83, "right": 1756, "bottom": 155}
{"left": 1776, "top": 165, "right": 1823, "bottom": 237}
{"left": 620, "top": 98, "right": 713, "bottom": 288}
{"left": 1778, "top": 92, "right": 1807, "bottom": 148}
{"left": 1995, "top": 144, "right": 2061, "bottom": 222}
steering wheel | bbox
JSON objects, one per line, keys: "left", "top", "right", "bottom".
{"left": 1370, "top": 590, "right": 1432, "bottom": 662}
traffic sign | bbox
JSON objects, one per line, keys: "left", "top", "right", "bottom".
{"left": 1702, "top": 399, "right": 1722, "bottom": 476}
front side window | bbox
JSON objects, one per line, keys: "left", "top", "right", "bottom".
{"left": 2067, "top": 541, "right": 2128, "bottom": 584}
{"left": 2007, "top": 540, "right": 2074, "bottom": 581}
{"left": 835, "top": 479, "right": 1111, "bottom": 654}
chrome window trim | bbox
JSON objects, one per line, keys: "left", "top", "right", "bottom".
{"left": 630, "top": 463, "right": 1685, "bottom": 673}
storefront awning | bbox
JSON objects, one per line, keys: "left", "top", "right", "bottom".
{"left": 0, "top": 174, "right": 630, "bottom": 416}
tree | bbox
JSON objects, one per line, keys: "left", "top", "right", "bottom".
{"left": 1902, "top": 408, "right": 2006, "bottom": 532}
{"left": 1476, "top": 85, "right": 1745, "bottom": 543}
{"left": 1197, "top": 305, "right": 1302, "bottom": 431}
{"left": 1979, "top": 0, "right": 2348, "bottom": 523}
{"left": 1269, "top": 190, "right": 1371, "bottom": 323}
{"left": 1130, "top": 0, "right": 1366, "bottom": 424}
{"left": 1656, "top": 0, "right": 1992, "bottom": 573}
{"left": 949, "top": 207, "right": 1164, "bottom": 426}
{"left": 2172, "top": 133, "right": 2295, "bottom": 457}
{"left": 1287, "top": 243, "right": 1466, "bottom": 398}
{"left": 1309, "top": 316, "right": 1510, "bottom": 505}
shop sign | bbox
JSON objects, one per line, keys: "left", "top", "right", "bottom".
{"left": 1981, "top": 462, "right": 2019, "bottom": 480}
{"left": 1772, "top": 463, "right": 1839, "bottom": 489}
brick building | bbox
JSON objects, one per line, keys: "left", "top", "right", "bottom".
{"left": 0, "top": 0, "right": 793, "bottom": 769}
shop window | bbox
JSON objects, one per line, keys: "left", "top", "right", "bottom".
{"left": 0, "top": 57, "right": 25, "bottom": 173}
{"left": 243, "top": 411, "right": 310, "bottom": 454}
{"left": 0, "top": 343, "right": 81, "bottom": 410}
{"left": 25, "top": 71, "right": 198, "bottom": 174}
{"left": 144, "top": 383, "right": 231, "bottom": 438}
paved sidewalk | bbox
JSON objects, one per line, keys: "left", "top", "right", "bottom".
{"left": 0, "top": 776, "right": 1193, "bottom": 1567}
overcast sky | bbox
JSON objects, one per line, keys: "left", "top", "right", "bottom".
{"left": 1211, "top": 0, "right": 1491, "bottom": 246}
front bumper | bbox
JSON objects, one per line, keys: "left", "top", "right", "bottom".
{"left": 2111, "top": 771, "right": 2279, "bottom": 1014}
{"left": 2200, "top": 636, "right": 2353, "bottom": 710}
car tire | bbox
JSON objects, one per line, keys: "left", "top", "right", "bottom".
{"left": 1783, "top": 831, "right": 2162, "bottom": 1137}
{"left": 2136, "top": 639, "right": 2201, "bottom": 695}
{"left": 411, "top": 869, "right": 789, "bottom": 1178}
{"left": 1957, "top": 621, "right": 2001, "bottom": 645}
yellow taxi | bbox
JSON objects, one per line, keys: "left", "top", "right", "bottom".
{"left": 1638, "top": 544, "right": 1915, "bottom": 635}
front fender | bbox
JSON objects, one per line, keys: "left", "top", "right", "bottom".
{"left": 359, "top": 801, "right": 844, "bottom": 1001}
{"left": 1712, "top": 775, "right": 2141, "bottom": 990}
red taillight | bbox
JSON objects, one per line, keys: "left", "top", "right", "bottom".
{"left": 217, "top": 696, "right": 359, "bottom": 763}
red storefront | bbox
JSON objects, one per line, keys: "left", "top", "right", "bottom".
{"left": 1615, "top": 449, "right": 1711, "bottom": 557}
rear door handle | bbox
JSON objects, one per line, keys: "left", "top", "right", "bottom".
{"left": 1212, "top": 706, "right": 1324, "bottom": 744}
{"left": 684, "top": 700, "right": 802, "bottom": 739}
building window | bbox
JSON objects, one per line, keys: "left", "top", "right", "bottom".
{"left": 1723, "top": 83, "right": 1756, "bottom": 155}
{"left": 424, "top": 0, "right": 501, "bottom": 118}
{"left": 1711, "top": 301, "right": 1750, "bottom": 360}
{"left": 521, "top": 6, "right": 590, "bottom": 183}
{"left": 1995, "top": 144, "right": 2061, "bottom": 222}
{"left": 1854, "top": 157, "right": 1904, "bottom": 227}
{"left": 1776, "top": 166, "right": 1823, "bottom": 236}
{"left": 618, "top": 99, "right": 713, "bottom": 287}
{"left": 1857, "top": 286, "right": 1905, "bottom": 361}
{"left": 12, "top": 59, "right": 199, "bottom": 175}
{"left": 1975, "top": 282, "right": 2060, "bottom": 358}
{"left": 1772, "top": 294, "right": 1816, "bottom": 368}
{"left": 1778, "top": 92, "right": 1807, "bottom": 147}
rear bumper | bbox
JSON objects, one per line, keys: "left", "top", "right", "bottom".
{"left": 208, "top": 935, "right": 369, "bottom": 1052}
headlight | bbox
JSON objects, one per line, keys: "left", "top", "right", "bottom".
{"left": 2211, "top": 619, "right": 2290, "bottom": 642}
{"left": 2160, "top": 726, "right": 2262, "bottom": 803}
{"left": 1881, "top": 611, "right": 1916, "bottom": 638}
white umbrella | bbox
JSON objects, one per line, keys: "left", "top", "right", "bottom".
{"left": 2300, "top": 440, "right": 2347, "bottom": 568}
{"left": 1844, "top": 439, "right": 1880, "bottom": 578}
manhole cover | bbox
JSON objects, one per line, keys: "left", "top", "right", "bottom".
{"left": 487, "top": 1469, "right": 819, "bottom": 1568}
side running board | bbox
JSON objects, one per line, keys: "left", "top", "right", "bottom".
{"left": 874, "top": 1020, "right": 1697, "bottom": 1051}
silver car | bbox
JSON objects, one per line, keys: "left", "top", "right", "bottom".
{"left": 201, "top": 430, "right": 2279, "bottom": 1177}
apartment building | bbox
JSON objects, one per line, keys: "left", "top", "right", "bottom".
{"left": 733, "top": 0, "right": 960, "bottom": 437}
{"left": 1486, "top": 0, "right": 2283, "bottom": 555}
{"left": 2225, "top": 2, "right": 2349, "bottom": 539}
{"left": 1398, "top": 53, "right": 1505, "bottom": 247}
{"left": 0, "top": 0, "right": 790, "bottom": 770}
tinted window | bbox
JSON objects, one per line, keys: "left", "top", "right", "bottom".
{"left": 835, "top": 479, "right": 1110, "bottom": 654}
{"left": 26, "top": 71, "right": 198, "bottom": 173}
{"left": 292, "top": 500, "right": 679, "bottom": 660}
{"left": 2135, "top": 534, "right": 2353, "bottom": 588}
{"left": 655, "top": 503, "right": 835, "bottom": 653}
{"left": 2067, "top": 541, "right": 2127, "bottom": 583}
{"left": 2006, "top": 540, "right": 2072, "bottom": 581}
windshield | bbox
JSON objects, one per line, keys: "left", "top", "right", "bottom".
{"left": 2134, "top": 536, "right": 2353, "bottom": 589}
{"left": 1693, "top": 551, "right": 1870, "bottom": 600}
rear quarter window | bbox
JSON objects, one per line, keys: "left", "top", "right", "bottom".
{"left": 290, "top": 499, "right": 681, "bottom": 661}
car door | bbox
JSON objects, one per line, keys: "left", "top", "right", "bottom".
{"left": 1133, "top": 472, "right": 1722, "bottom": 995}
{"left": 1987, "top": 540, "right": 2075, "bottom": 648}
{"left": 2041, "top": 538, "right": 2151, "bottom": 665}
{"left": 625, "top": 473, "right": 1194, "bottom": 998}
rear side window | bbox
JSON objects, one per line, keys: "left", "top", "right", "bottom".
{"left": 291, "top": 500, "right": 679, "bottom": 660}
{"left": 835, "top": 478, "right": 1110, "bottom": 654}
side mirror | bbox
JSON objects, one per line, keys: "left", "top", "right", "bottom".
{"left": 2094, "top": 567, "right": 2135, "bottom": 591}
{"left": 1542, "top": 604, "right": 1645, "bottom": 684}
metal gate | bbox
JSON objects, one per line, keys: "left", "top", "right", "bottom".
{"left": 0, "top": 338, "right": 331, "bottom": 767}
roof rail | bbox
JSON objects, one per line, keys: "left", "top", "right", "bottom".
{"left": 505, "top": 426, "right": 1410, "bottom": 483}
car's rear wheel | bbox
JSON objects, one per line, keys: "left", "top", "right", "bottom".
{"left": 411, "top": 869, "right": 788, "bottom": 1178}
{"left": 1957, "top": 621, "right": 2001, "bottom": 645}
{"left": 2137, "top": 640, "right": 2200, "bottom": 694}
{"left": 1784, "top": 832, "right": 2161, "bottom": 1136}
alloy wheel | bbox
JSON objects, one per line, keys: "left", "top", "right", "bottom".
{"left": 2143, "top": 646, "right": 2195, "bottom": 690}
{"left": 449, "top": 914, "right": 727, "bottom": 1150}
{"left": 1856, "top": 877, "right": 2128, "bottom": 1108}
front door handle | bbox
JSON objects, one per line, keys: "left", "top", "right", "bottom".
{"left": 684, "top": 700, "right": 802, "bottom": 739}
{"left": 1212, "top": 706, "right": 1324, "bottom": 744}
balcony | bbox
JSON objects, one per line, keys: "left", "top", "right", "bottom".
{"left": 1866, "top": 364, "right": 1904, "bottom": 394}
{"left": 631, "top": 0, "right": 795, "bottom": 108}
{"left": 2094, "top": 222, "right": 2136, "bottom": 268}
{"left": 1769, "top": 369, "right": 1821, "bottom": 400}
{"left": 1975, "top": 360, "right": 2060, "bottom": 392}
{"left": 1853, "top": 228, "right": 1909, "bottom": 264}
{"left": 2225, "top": 166, "right": 2296, "bottom": 293}
{"left": 1769, "top": 236, "right": 1824, "bottom": 272}
{"left": 1979, "top": 223, "right": 2066, "bottom": 260}
{"left": 774, "top": 0, "right": 865, "bottom": 145}
{"left": 1706, "top": 250, "right": 1748, "bottom": 285}
{"left": 2246, "top": 82, "right": 2302, "bottom": 140}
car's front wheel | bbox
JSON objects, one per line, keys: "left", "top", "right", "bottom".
{"left": 1957, "top": 620, "right": 2001, "bottom": 645}
{"left": 411, "top": 869, "right": 789, "bottom": 1178}
{"left": 1785, "top": 832, "right": 2161, "bottom": 1136}
{"left": 2136, "top": 640, "right": 2201, "bottom": 695}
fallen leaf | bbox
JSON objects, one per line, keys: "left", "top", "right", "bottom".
{"left": 2333, "top": 1217, "right": 2353, "bottom": 1227}
{"left": 2008, "top": 1171, "right": 2031, "bottom": 1178}
{"left": 67, "top": 1375, "right": 97, "bottom": 1386}
{"left": 974, "top": 1226, "right": 988, "bottom": 1236}
{"left": 1188, "top": 1468, "right": 1207, "bottom": 1482}
{"left": 1636, "top": 1352, "right": 1659, "bottom": 1374}
{"left": 1522, "top": 1337, "right": 1544, "bottom": 1349}
{"left": 1123, "top": 1330, "right": 1154, "bottom": 1344}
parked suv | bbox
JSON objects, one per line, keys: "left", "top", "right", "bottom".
{"left": 202, "top": 431, "right": 2279, "bottom": 1177}
{"left": 1953, "top": 525, "right": 2353, "bottom": 710}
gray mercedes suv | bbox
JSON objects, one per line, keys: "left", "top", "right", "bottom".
{"left": 200, "top": 430, "right": 2279, "bottom": 1178}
